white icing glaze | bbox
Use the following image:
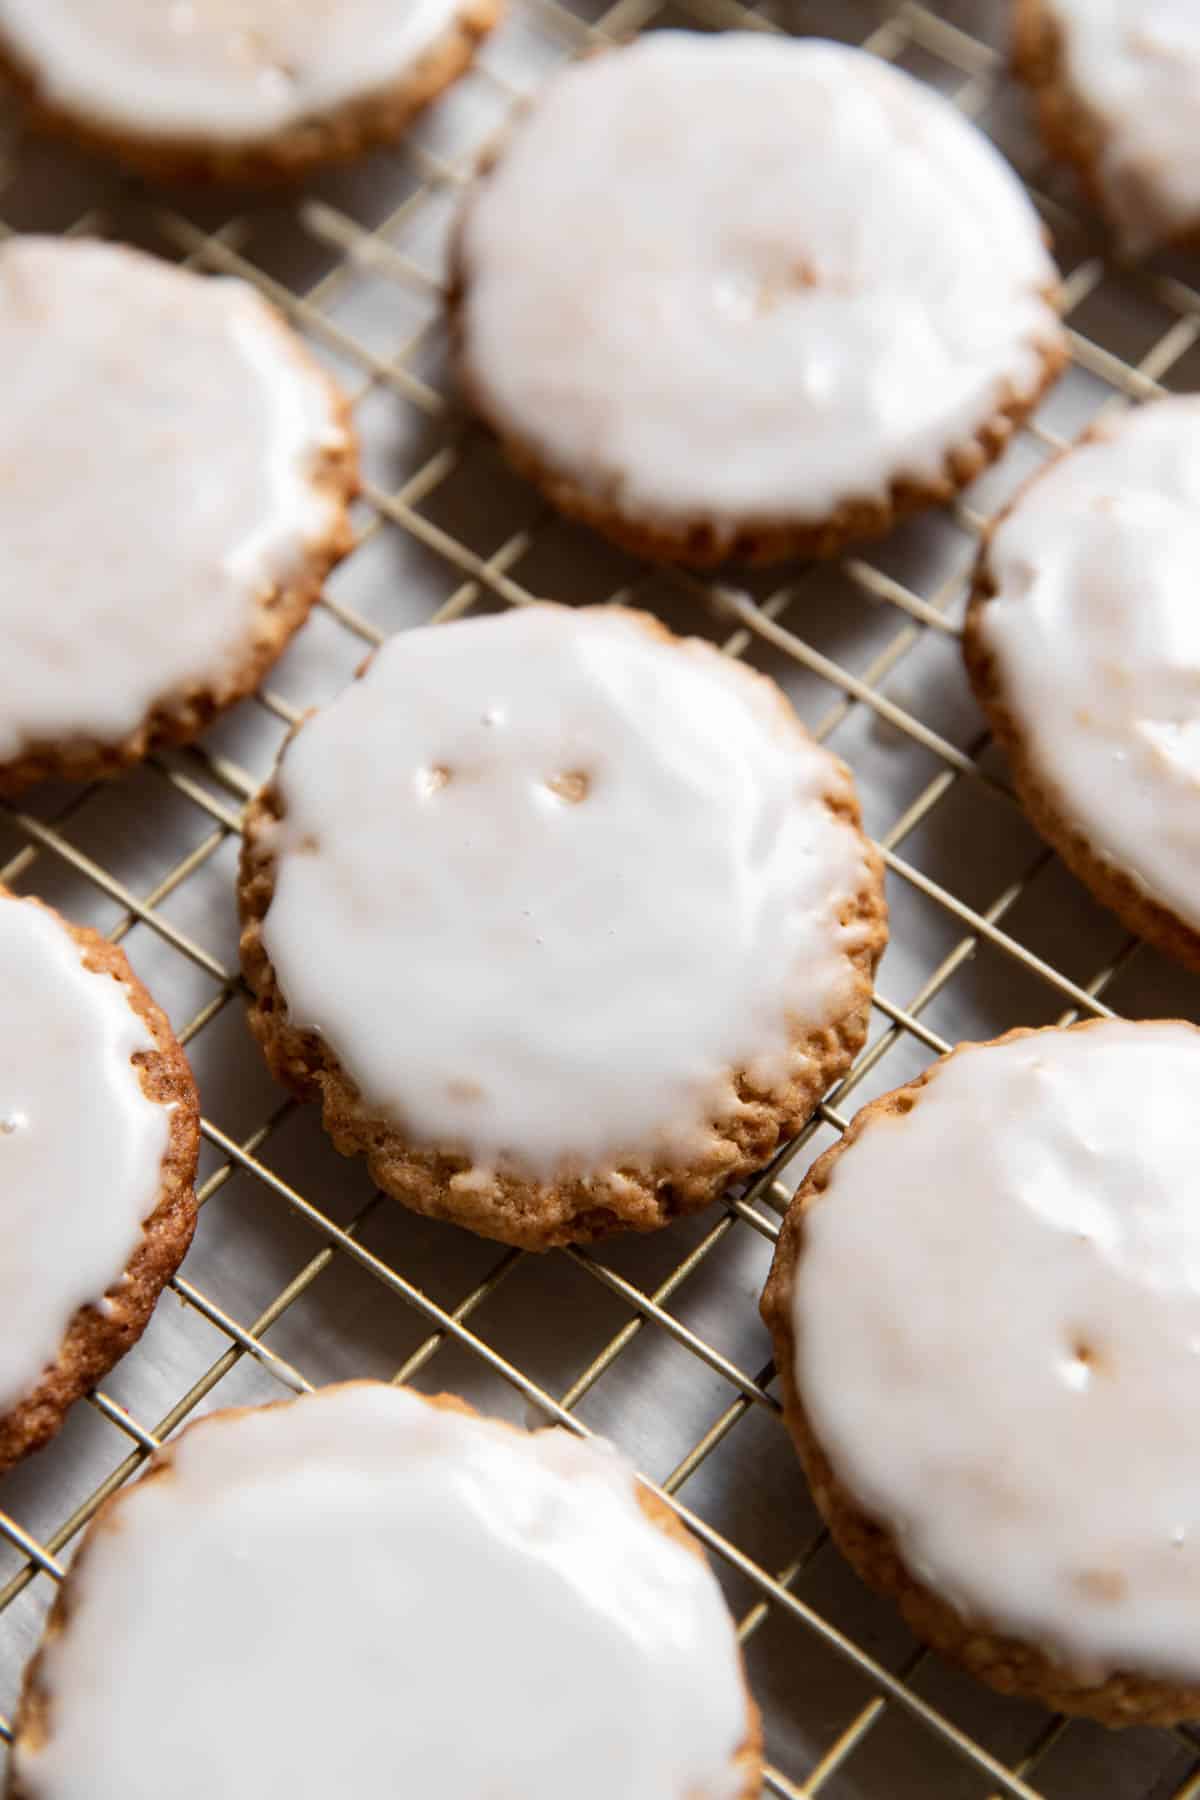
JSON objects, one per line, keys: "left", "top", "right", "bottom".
{"left": 978, "top": 396, "right": 1200, "bottom": 934}
{"left": 1045, "top": 1, "right": 1200, "bottom": 252}
{"left": 15, "top": 1384, "right": 749, "bottom": 1799}
{"left": 457, "top": 33, "right": 1060, "bottom": 529}
{"left": 0, "top": 0, "right": 466, "bottom": 142}
{"left": 0, "top": 237, "right": 348, "bottom": 766}
{"left": 792, "top": 1020, "right": 1200, "bottom": 1683}
{"left": 0, "top": 896, "right": 170, "bottom": 1418}
{"left": 260, "top": 604, "right": 876, "bottom": 1177}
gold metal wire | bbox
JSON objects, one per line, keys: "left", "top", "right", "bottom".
{"left": 2, "top": 2, "right": 1199, "bottom": 1795}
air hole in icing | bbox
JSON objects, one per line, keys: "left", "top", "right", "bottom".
{"left": 546, "top": 770, "right": 590, "bottom": 804}
{"left": 417, "top": 764, "right": 451, "bottom": 798}
{"left": 1073, "top": 1568, "right": 1127, "bottom": 1604}
{"left": 226, "top": 24, "right": 297, "bottom": 94}
{"left": 297, "top": 834, "right": 320, "bottom": 855}
{"left": 1063, "top": 1336, "right": 1105, "bottom": 1392}
{"left": 447, "top": 1080, "right": 484, "bottom": 1104}
{"left": 756, "top": 260, "right": 822, "bottom": 317}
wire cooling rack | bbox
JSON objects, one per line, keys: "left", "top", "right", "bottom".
{"left": 4, "top": 2, "right": 1200, "bottom": 1796}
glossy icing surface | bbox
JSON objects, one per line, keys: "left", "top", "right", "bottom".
{"left": 15, "top": 1385, "right": 749, "bottom": 1799}
{"left": 0, "top": 0, "right": 467, "bottom": 141}
{"left": 1048, "top": 0, "right": 1200, "bottom": 251}
{"left": 0, "top": 895, "right": 170, "bottom": 1417}
{"left": 260, "top": 604, "right": 876, "bottom": 1177}
{"left": 0, "top": 237, "right": 347, "bottom": 765}
{"left": 457, "top": 33, "right": 1060, "bottom": 526}
{"left": 793, "top": 1021, "right": 1200, "bottom": 1681}
{"left": 978, "top": 396, "right": 1200, "bottom": 932}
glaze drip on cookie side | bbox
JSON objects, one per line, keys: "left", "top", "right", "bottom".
{"left": 0, "top": 897, "right": 170, "bottom": 1416}
{"left": 257, "top": 605, "right": 876, "bottom": 1180}
{"left": 1037, "top": 0, "right": 1200, "bottom": 251}
{"left": 975, "top": 397, "right": 1200, "bottom": 933}
{"left": 455, "top": 32, "right": 1061, "bottom": 530}
{"left": 0, "top": 0, "right": 471, "bottom": 140}
{"left": 0, "top": 238, "right": 348, "bottom": 766}
{"left": 12, "top": 1385, "right": 751, "bottom": 1800}
{"left": 792, "top": 1021, "right": 1200, "bottom": 1683}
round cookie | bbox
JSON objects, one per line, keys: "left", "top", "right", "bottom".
{"left": 0, "top": 237, "right": 356, "bottom": 798}
{"left": 0, "top": 0, "right": 501, "bottom": 184}
{"left": 450, "top": 32, "right": 1067, "bottom": 568}
{"left": 238, "top": 603, "right": 887, "bottom": 1249}
{"left": 761, "top": 1019, "right": 1200, "bottom": 1725}
{"left": 0, "top": 886, "right": 199, "bottom": 1475}
{"left": 7, "top": 1382, "right": 762, "bottom": 1799}
{"left": 1014, "top": 0, "right": 1200, "bottom": 255}
{"left": 964, "top": 396, "right": 1200, "bottom": 973}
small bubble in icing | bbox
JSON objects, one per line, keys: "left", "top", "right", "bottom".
{"left": 546, "top": 770, "right": 590, "bottom": 804}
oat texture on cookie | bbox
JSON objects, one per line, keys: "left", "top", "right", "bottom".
{"left": 965, "top": 396, "right": 1200, "bottom": 972}
{"left": 8, "top": 1384, "right": 760, "bottom": 1800}
{"left": 238, "top": 604, "right": 886, "bottom": 1247}
{"left": 0, "top": 887, "right": 199, "bottom": 1475}
{"left": 1015, "top": 0, "right": 1200, "bottom": 253}
{"left": 452, "top": 32, "right": 1065, "bottom": 565}
{"left": 0, "top": 0, "right": 501, "bottom": 180}
{"left": 763, "top": 1020, "right": 1200, "bottom": 1724}
{"left": 0, "top": 237, "right": 356, "bottom": 796}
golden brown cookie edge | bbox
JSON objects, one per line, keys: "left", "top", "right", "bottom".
{"left": 450, "top": 314, "right": 1068, "bottom": 567}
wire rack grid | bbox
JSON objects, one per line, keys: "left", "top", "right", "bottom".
{"left": 1, "top": 2, "right": 1199, "bottom": 1796}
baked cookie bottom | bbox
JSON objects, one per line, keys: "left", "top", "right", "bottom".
{"left": 0, "top": 893, "right": 200, "bottom": 1475}
{"left": 0, "top": 393, "right": 357, "bottom": 800}
{"left": 0, "top": 0, "right": 501, "bottom": 184}
{"left": 448, "top": 286, "right": 1067, "bottom": 568}
{"left": 760, "top": 1023, "right": 1200, "bottom": 1727}
{"left": 963, "top": 515, "right": 1200, "bottom": 975}
{"left": 236, "top": 661, "right": 888, "bottom": 1250}
{"left": 5, "top": 1386, "right": 764, "bottom": 1799}
{"left": 1012, "top": 0, "right": 1200, "bottom": 254}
